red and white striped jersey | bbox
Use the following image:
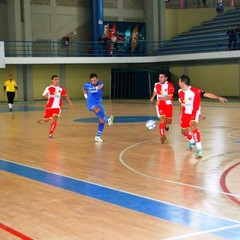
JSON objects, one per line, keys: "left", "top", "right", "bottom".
{"left": 154, "top": 81, "right": 175, "bottom": 104}
{"left": 43, "top": 85, "right": 67, "bottom": 109}
{"left": 178, "top": 86, "right": 204, "bottom": 114}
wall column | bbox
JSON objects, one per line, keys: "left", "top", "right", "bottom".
{"left": 91, "top": 0, "right": 104, "bottom": 42}
{"left": 144, "top": 0, "right": 166, "bottom": 42}
{"left": 17, "top": 65, "right": 33, "bottom": 102}
{"left": 22, "top": 0, "right": 32, "bottom": 40}
{"left": 8, "top": 0, "right": 22, "bottom": 40}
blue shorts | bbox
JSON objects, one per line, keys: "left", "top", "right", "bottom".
{"left": 87, "top": 102, "right": 105, "bottom": 114}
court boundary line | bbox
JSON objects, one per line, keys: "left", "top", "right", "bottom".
{"left": 220, "top": 162, "right": 240, "bottom": 206}
{"left": 0, "top": 158, "right": 239, "bottom": 226}
{"left": 0, "top": 223, "right": 33, "bottom": 240}
{"left": 119, "top": 138, "right": 240, "bottom": 199}
{"left": 163, "top": 223, "right": 240, "bottom": 240}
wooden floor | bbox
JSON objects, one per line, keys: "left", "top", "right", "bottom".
{"left": 1, "top": 99, "right": 240, "bottom": 240}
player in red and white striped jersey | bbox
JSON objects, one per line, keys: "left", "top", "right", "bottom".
{"left": 178, "top": 74, "right": 227, "bottom": 158}
{"left": 150, "top": 71, "right": 175, "bottom": 143}
{"left": 42, "top": 75, "right": 73, "bottom": 138}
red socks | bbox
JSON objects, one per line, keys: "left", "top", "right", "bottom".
{"left": 159, "top": 123, "right": 166, "bottom": 136}
{"left": 49, "top": 121, "right": 57, "bottom": 135}
{"left": 192, "top": 128, "right": 201, "bottom": 143}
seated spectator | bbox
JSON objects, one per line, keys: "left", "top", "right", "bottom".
{"left": 236, "top": 26, "right": 240, "bottom": 49}
{"left": 227, "top": 27, "right": 237, "bottom": 50}
{"left": 216, "top": 0, "right": 224, "bottom": 13}
{"left": 202, "top": 0, "right": 207, "bottom": 8}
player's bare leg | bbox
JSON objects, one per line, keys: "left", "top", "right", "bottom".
{"left": 37, "top": 119, "right": 50, "bottom": 124}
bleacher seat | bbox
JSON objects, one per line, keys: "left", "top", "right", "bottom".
{"left": 157, "top": 7, "right": 240, "bottom": 55}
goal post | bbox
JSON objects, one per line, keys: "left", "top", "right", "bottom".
{"left": 0, "top": 41, "right": 5, "bottom": 68}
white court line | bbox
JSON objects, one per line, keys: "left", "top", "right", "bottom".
{"left": 1, "top": 158, "right": 239, "bottom": 225}
{"left": 119, "top": 138, "right": 240, "bottom": 199}
{"left": 163, "top": 224, "right": 240, "bottom": 240}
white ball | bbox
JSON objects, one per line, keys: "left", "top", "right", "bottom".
{"left": 146, "top": 120, "right": 156, "bottom": 130}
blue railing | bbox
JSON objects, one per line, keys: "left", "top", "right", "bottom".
{"left": 3, "top": 39, "right": 228, "bottom": 57}
{"left": 4, "top": 40, "right": 148, "bottom": 57}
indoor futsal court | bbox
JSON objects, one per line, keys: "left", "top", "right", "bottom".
{"left": 0, "top": 99, "right": 240, "bottom": 240}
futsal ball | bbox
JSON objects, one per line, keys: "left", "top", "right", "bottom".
{"left": 146, "top": 120, "right": 156, "bottom": 130}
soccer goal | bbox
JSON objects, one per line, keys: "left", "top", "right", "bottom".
{"left": 0, "top": 41, "right": 5, "bottom": 68}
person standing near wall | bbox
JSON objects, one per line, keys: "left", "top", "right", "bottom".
{"left": 202, "top": 0, "right": 207, "bottom": 8}
{"left": 227, "top": 26, "right": 237, "bottom": 50}
{"left": 178, "top": 74, "right": 227, "bottom": 159}
{"left": 110, "top": 33, "right": 118, "bottom": 54}
{"left": 3, "top": 74, "right": 18, "bottom": 112}
{"left": 150, "top": 71, "right": 175, "bottom": 143}
{"left": 236, "top": 25, "right": 240, "bottom": 49}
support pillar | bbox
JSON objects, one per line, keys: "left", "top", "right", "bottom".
{"left": 91, "top": 0, "right": 104, "bottom": 42}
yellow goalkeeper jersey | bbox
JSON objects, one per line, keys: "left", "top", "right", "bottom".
{"left": 4, "top": 79, "right": 17, "bottom": 92}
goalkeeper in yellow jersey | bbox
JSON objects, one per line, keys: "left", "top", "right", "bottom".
{"left": 3, "top": 74, "right": 18, "bottom": 112}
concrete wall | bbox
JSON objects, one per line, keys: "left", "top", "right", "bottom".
{"left": 0, "top": 59, "right": 239, "bottom": 102}
{"left": 169, "top": 63, "right": 239, "bottom": 97}
{"left": 0, "top": 2, "right": 8, "bottom": 40}
{"left": 0, "top": 64, "right": 112, "bottom": 102}
{"left": 0, "top": 1, "right": 239, "bottom": 101}
{"left": 165, "top": 7, "right": 233, "bottom": 39}
{"left": 0, "top": 0, "right": 144, "bottom": 42}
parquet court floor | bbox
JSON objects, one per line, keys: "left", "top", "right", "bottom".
{"left": 0, "top": 99, "right": 240, "bottom": 240}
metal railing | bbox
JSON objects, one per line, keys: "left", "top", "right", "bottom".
{"left": 3, "top": 39, "right": 228, "bottom": 57}
{"left": 4, "top": 40, "right": 148, "bottom": 57}
{"left": 166, "top": 0, "right": 240, "bottom": 9}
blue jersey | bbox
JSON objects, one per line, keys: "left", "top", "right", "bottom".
{"left": 83, "top": 80, "right": 103, "bottom": 103}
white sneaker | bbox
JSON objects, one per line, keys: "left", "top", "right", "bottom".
{"left": 108, "top": 115, "right": 114, "bottom": 126}
{"left": 95, "top": 136, "right": 103, "bottom": 142}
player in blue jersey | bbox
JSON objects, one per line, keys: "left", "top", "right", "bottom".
{"left": 83, "top": 73, "right": 114, "bottom": 142}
